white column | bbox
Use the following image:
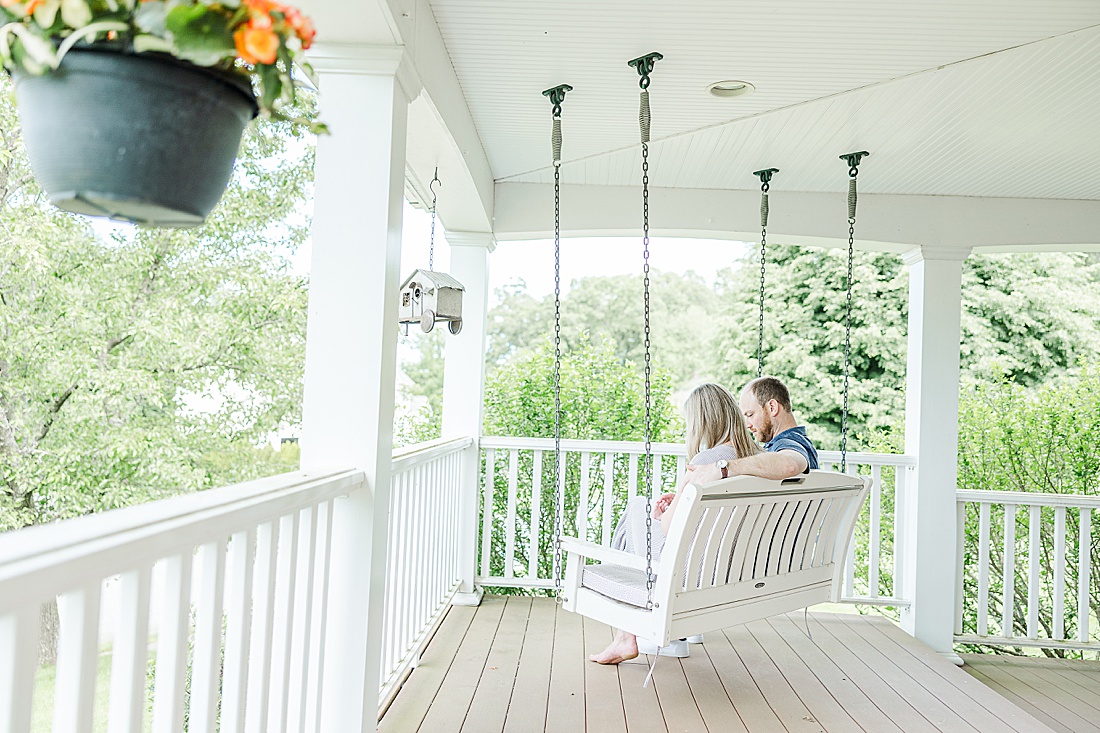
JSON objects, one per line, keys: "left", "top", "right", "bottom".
{"left": 899, "top": 246, "right": 970, "bottom": 663}
{"left": 301, "top": 45, "right": 416, "bottom": 729}
{"left": 441, "top": 231, "right": 495, "bottom": 604}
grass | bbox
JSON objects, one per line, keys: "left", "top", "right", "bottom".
{"left": 31, "top": 649, "right": 152, "bottom": 733}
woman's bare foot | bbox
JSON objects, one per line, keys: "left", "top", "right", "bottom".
{"left": 589, "top": 631, "right": 639, "bottom": 664}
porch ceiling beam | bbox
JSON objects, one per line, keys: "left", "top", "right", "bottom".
{"left": 302, "top": 0, "right": 494, "bottom": 232}
{"left": 493, "top": 182, "right": 1100, "bottom": 253}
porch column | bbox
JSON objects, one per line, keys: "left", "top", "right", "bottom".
{"left": 300, "top": 46, "right": 415, "bottom": 728}
{"left": 899, "top": 246, "right": 970, "bottom": 662}
{"left": 441, "top": 231, "right": 495, "bottom": 605}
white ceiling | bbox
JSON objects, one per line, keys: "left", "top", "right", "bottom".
{"left": 426, "top": 0, "right": 1100, "bottom": 201}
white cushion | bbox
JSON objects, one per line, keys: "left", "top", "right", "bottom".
{"left": 581, "top": 564, "right": 651, "bottom": 608}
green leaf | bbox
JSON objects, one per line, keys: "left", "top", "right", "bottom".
{"left": 59, "top": 0, "right": 92, "bottom": 29}
{"left": 165, "top": 4, "right": 235, "bottom": 67}
{"left": 132, "top": 33, "right": 174, "bottom": 55}
{"left": 32, "top": 0, "right": 60, "bottom": 30}
{"left": 133, "top": 0, "right": 170, "bottom": 35}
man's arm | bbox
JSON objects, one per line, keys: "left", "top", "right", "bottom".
{"left": 686, "top": 449, "right": 808, "bottom": 484}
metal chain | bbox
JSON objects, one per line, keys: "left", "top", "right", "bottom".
{"left": 552, "top": 129, "right": 564, "bottom": 601}
{"left": 541, "top": 84, "right": 571, "bottom": 601}
{"left": 640, "top": 91, "right": 655, "bottom": 609}
{"left": 841, "top": 169, "right": 857, "bottom": 474}
{"left": 428, "top": 170, "right": 439, "bottom": 271}
{"left": 757, "top": 181, "right": 769, "bottom": 378}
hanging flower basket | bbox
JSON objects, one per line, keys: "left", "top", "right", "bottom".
{"left": 11, "top": 47, "right": 257, "bottom": 226}
{"left": 0, "top": 0, "right": 324, "bottom": 228}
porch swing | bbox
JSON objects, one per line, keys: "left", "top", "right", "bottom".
{"left": 544, "top": 55, "right": 873, "bottom": 654}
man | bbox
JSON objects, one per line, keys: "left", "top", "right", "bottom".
{"left": 589, "top": 376, "right": 816, "bottom": 666}
{"left": 686, "top": 375, "right": 818, "bottom": 485}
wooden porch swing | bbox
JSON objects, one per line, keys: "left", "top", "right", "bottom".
{"left": 543, "top": 55, "right": 872, "bottom": 653}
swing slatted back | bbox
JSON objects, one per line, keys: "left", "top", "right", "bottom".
{"left": 653, "top": 471, "right": 869, "bottom": 640}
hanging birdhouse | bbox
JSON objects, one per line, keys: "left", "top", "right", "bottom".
{"left": 398, "top": 269, "right": 465, "bottom": 334}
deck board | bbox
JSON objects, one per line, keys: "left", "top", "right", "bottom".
{"left": 378, "top": 598, "right": 1060, "bottom": 732}
{"left": 962, "top": 655, "right": 1100, "bottom": 733}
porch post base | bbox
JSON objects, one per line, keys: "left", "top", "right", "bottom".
{"left": 451, "top": 586, "right": 484, "bottom": 607}
{"left": 941, "top": 651, "right": 965, "bottom": 667}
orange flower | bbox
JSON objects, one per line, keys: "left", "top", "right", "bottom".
{"left": 295, "top": 16, "right": 315, "bottom": 49}
{"left": 234, "top": 25, "right": 279, "bottom": 65}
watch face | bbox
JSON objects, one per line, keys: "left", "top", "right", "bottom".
{"left": 717, "top": 460, "right": 728, "bottom": 468}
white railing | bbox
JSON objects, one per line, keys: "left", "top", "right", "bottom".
{"left": 379, "top": 436, "right": 470, "bottom": 710}
{"left": 477, "top": 437, "right": 914, "bottom": 607}
{"left": 956, "top": 490, "right": 1099, "bottom": 651}
{"left": 0, "top": 469, "right": 361, "bottom": 733}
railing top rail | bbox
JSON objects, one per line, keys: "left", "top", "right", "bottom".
{"left": 0, "top": 469, "right": 362, "bottom": 611}
{"left": 392, "top": 435, "right": 474, "bottom": 473}
{"left": 479, "top": 436, "right": 915, "bottom": 466}
{"left": 957, "top": 489, "right": 1100, "bottom": 509}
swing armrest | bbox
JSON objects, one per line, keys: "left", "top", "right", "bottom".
{"left": 559, "top": 536, "right": 648, "bottom": 571}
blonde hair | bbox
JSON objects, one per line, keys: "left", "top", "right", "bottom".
{"left": 683, "top": 383, "right": 761, "bottom": 461}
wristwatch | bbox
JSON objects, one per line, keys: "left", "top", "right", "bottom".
{"left": 717, "top": 459, "right": 729, "bottom": 479}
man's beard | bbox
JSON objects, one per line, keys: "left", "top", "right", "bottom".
{"left": 757, "top": 413, "right": 776, "bottom": 443}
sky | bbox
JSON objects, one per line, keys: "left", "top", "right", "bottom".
{"left": 393, "top": 203, "right": 751, "bottom": 301}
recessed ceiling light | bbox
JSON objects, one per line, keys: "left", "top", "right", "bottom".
{"left": 706, "top": 80, "right": 755, "bottom": 99}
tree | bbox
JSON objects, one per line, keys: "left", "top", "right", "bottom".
{"left": 956, "top": 370, "right": 1100, "bottom": 655}
{"left": 487, "top": 271, "right": 723, "bottom": 388}
{"left": 708, "top": 244, "right": 1100, "bottom": 450}
{"left": 0, "top": 75, "right": 313, "bottom": 533}
{"left": 481, "top": 333, "right": 681, "bottom": 589}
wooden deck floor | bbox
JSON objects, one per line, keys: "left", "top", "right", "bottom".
{"left": 378, "top": 596, "right": 1060, "bottom": 732}
{"left": 963, "top": 654, "right": 1100, "bottom": 733}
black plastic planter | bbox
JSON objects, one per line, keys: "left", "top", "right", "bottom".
{"left": 11, "top": 47, "right": 258, "bottom": 227}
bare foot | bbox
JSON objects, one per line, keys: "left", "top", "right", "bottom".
{"left": 589, "top": 633, "right": 638, "bottom": 664}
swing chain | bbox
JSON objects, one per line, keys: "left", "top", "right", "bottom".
{"left": 635, "top": 58, "right": 660, "bottom": 609}
{"left": 545, "top": 86, "right": 570, "bottom": 601}
{"left": 428, "top": 169, "right": 440, "bottom": 271}
{"left": 753, "top": 168, "right": 778, "bottom": 378}
{"left": 838, "top": 152, "right": 867, "bottom": 473}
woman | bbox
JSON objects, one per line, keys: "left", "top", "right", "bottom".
{"left": 589, "top": 382, "right": 759, "bottom": 665}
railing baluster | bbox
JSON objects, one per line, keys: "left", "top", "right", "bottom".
{"left": 271, "top": 511, "right": 301, "bottom": 733}
{"left": 108, "top": 566, "right": 152, "bottom": 733}
{"left": 977, "top": 503, "right": 990, "bottom": 636}
{"left": 245, "top": 520, "right": 280, "bottom": 733}
{"left": 289, "top": 505, "right": 319, "bottom": 733}
{"left": 602, "top": 453, "right": 615, "bottom": 546}
{"left": 1053, "top": 506, "right": 1066, "bottom": 640}
{"left": 869, "top": 464, "right": 881, "bottom": 596}
{"left": 529, "top": 450, "right": 542, "bottom": 579}
{"left": 190, "top": 540, "right": 228, "bottom": 733}
{"left": 223, "top": 529, "right": 256, "bottom": 733}
{"left": 505, "top": 449, "right": 519, "bottom": 578}
{"left": 627, "top": 453, "right": 638, "bottom": 501}
{"left": 578, "top": 452, "right": 591, "bottom": 542}
{"left": 1027, "top": 505, "right": 1040, "bottom": 639}
{"left": 1002, "top": 505, "right": 1016, "bottom": 638}
{"left": 650, "top": 454, "right": 663, "bottom": 501}
{"left": 54, "top": 583, "right": 102, "bottom": 733}
{"left": 1079, "top": 508, "right": 1091, "bottom": 643}
{"left": 481, "top": 449, "right": 496, "bottom": 577}
{"left": 893, "top": 465, "right": 908, "bottom": 599}
{"left": 0, "top": 607, "right": 38, "bottom": 733}
{"left": 152, "top": 553, "right": 193, "bottom": 733}
{"left": 306, "top": 500, "right": 335, "bottom": 733}
{"left": 955, "top": 500, "right": 965, "bottom": 636}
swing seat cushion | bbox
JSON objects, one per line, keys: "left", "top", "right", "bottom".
{"left": 581, "top": 564, "right": 651, "bottom": 608}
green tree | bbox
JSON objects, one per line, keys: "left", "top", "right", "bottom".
{"left": 481, "top": 333, "right": 681, "bottom": 590}
{"left": 487, "top": 271, "right": 723, "bottom": 387}
{"left": 0, "top": 75, "right": 313, "bottom": 534}
{"left": 709, "top": 244, "right": 1100, "bottom": 450}
{"left": 956, "top": 371, "right": 1100, "bottom": 656}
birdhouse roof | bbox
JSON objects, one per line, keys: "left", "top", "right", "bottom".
{"left": 401, "top": 269, "right": 465, "bottom": 291}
